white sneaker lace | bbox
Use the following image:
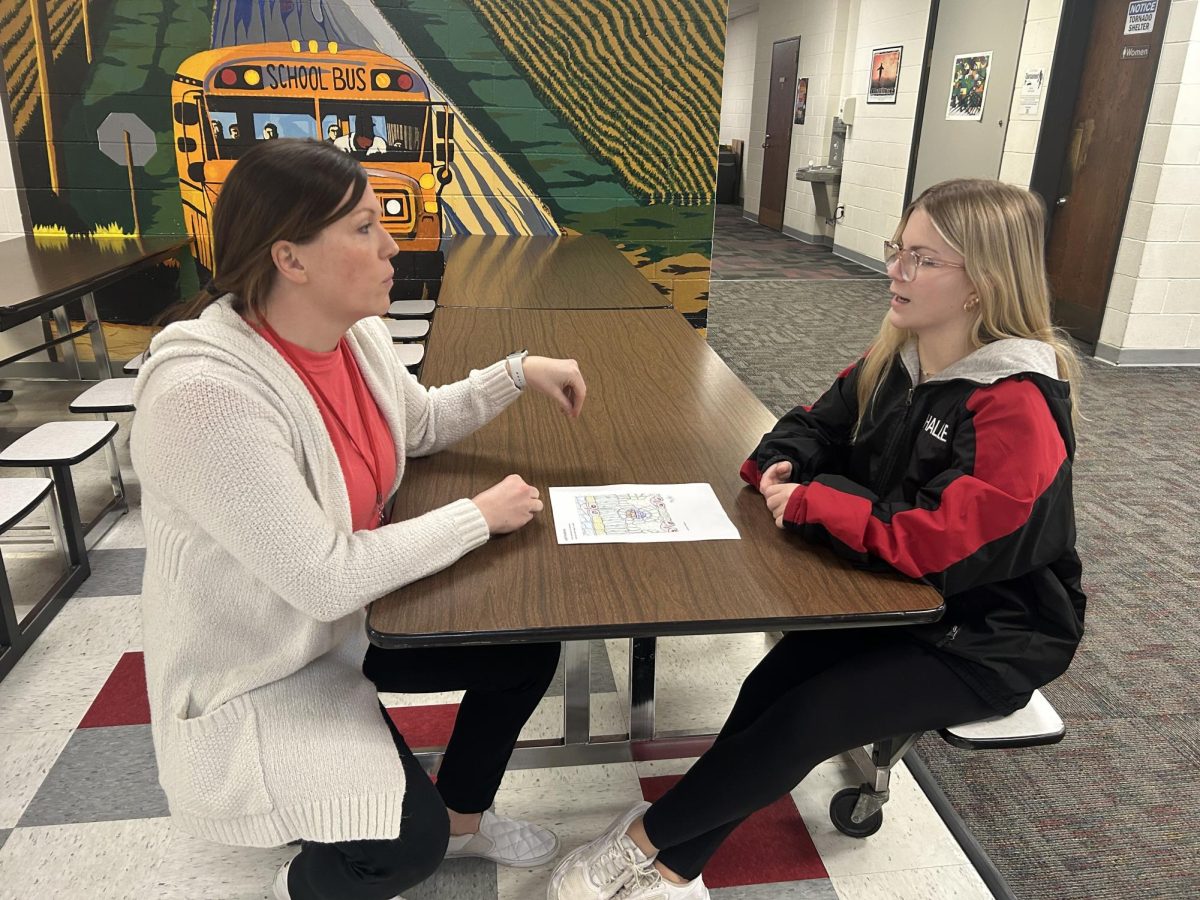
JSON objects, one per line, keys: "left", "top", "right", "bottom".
{"left": 588, "top": 837, "right": 645, "bottom": 896}
{"left": 612, "top": 860, "right": 666, "bottom": 898}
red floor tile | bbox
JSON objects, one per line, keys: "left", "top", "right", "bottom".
{"left": 79, "top": 651, "right": 150, "bottom": 728}
{"left": 385, "top": 703, "right": 460, "bottom": 749}
{"left": 78, "top": 651, "right": 462, "bottom": 747}
{"left": 639, "top": 773, "right": 828, "bottom": 888}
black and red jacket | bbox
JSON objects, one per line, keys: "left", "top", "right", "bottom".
{"left": 741, "top": 339, "right": 1086, "bottom": 713}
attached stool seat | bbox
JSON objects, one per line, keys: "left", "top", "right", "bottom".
{"left": 388, "top": 299, "right": 436, "bottom": 319}
{"left": 384, "top": 318, "right": 430, "bottom": 342}
{"left": 0, "top": 477, "right": 84, "bottom": 682}
{"left": 123, "top": 352, "right": 146, "bottom": 375}
{"left": 392, "top": 343, "right": 425, "bottom": 374}
{"left": 939, "top": 688, "right": 1065, "bottom": 749}
{"left": 0, "top": 420, "right": 125, "bottom": 556}
{"left": 69, "top": 378, "right": 136, "bottom": 415}
{"left": 831, "top": 689, "right": 1065, "bottom": 837}
{"left": 69, "top": 379, "right": 134, "bottom": 546}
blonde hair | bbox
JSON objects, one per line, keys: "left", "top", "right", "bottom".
{"left": 855, "top": 178, "right": 1080, "bottom": 431}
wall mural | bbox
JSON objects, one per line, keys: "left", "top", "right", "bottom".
{"left": 0, "top": 0, "right": 725, "bottom": 328}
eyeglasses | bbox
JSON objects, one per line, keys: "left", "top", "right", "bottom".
{"left": 883, "top": 241, "right": 965, "bottom": 283}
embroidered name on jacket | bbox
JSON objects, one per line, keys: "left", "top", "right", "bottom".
{"left": 923, "top": 414, "right": 950, "bottom": 443}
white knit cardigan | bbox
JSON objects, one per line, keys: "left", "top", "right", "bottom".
{"left": 130, "top": 297, "right": 521, "bottom": 847}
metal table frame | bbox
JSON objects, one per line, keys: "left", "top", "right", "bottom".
{"left": 0, "top": 235, "right": 190, "bottom": 387}
{"left": 0, "top": 293, "right": 116, "bottom": 382}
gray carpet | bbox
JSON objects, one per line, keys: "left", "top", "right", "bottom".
{"left": 707, "top": 278, "right": 1200, "bottom": 900}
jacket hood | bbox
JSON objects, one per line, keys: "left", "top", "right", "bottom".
{"left": 900, "top": 338, "right": 1061, "bottom": 386}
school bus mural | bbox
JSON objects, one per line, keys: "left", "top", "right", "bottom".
{"left": 172, "top": 41, "right": 455, "bottom": 299}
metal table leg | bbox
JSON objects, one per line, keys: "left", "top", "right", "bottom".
{"left": 80, "top": 293, "right": 114, "bottom": 380}
{"left": 563, "top": 639, "right": 592, "bottom": 745}
{"left": 51, "top": 307, "right": 83, "bottom": 380}
{"left": 629, "top": 636, "right": 657, "bottom": 742}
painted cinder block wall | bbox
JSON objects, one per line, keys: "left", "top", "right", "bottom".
{"left": 0, "top": 0, "right": 727, "bottom": 328}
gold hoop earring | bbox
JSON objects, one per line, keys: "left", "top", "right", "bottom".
{"left": 964, "top": 298, "right": 979, "bottom": 312}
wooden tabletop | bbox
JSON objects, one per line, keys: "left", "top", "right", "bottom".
{"left": 368, "top": 308, "right": 942, "bottom": 647}
{"left": 438, "top": 235, "right": 673, "bottom": 310}
{"left": 0, "top": 234, "right": 190, "bottom": 330}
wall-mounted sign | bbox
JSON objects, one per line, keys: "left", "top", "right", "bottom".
{"left": 946, "top": 51, "right": 992, "bottom": 121}
{"left": 1019, "top": 68, "right": 1045, "bottom": 117}
{"left": 794, "top": 77, "right": 808, "bottom": 125}
{"left": 868, "top": 46, "right": 902, "bottom": 104}
{"left": 1124, "top": 0, "right": 1158, "bottom": 35}
{"left": 1122, "top": 46, "right": 1151, "bottom": 58}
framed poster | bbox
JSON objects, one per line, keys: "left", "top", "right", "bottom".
{"left": 946, "top": 51, "right": 993, "bottom": 121}
{"left": 794, "top": 77, "right": 809, "bottom": 124}
{"left": 867, "top": 46, "right": 902, "bottom": 103}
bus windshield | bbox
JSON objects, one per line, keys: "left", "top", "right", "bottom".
{"left": 206, "top": 96, "right": 317, "bottom": 159}
{"left": 320, "top": 100, "right": 430, "bottom": 163}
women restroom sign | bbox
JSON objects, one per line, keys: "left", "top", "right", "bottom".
{"left": 1124, "top": 1, "right": 1158, "bottom": 35}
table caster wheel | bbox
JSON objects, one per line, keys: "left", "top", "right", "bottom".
{"left": 830, "top": 785, "right": 883, "bottom": 838}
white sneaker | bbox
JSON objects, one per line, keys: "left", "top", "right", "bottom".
{"left": 272, "top": 857, "right": 406, "bottom": 900}
{"left": 610, "top": 862, "right": 710, "bottom": 900}
{"left": 271, "top": 858, "right": 297, "bottom": 900}
{"left": 548, "top": 801, "right": 653, "bottom": 899}
{"left": 445, "top": 808, "right": 560, "bottom": 868}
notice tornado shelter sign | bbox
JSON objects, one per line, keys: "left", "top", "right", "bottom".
{"left": 1124, "top": 1, "right": 1158, "bottom": 35}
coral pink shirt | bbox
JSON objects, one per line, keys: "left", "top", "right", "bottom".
{"left": 254, "top": 324, "right": 397, "bottom": 531}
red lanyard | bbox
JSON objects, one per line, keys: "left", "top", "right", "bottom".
{"left": 260, "top": 320, "right": 388, "bottom": 528}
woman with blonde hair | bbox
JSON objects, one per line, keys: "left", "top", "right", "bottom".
{"left": 550, "top": 179, "right": 1086, "bottom": 900}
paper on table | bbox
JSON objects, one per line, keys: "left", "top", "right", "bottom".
{"left": 548, "top": 483, "right": 741, "bottom": 545}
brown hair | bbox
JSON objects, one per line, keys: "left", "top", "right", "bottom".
{"left": 171, "top": 139, "right": 369, "bottom": 323}
{"left": 855, "top": 178, "right": 1081, "bottom": 433}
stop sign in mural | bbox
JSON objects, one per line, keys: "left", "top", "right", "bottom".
{"left": 97, "top": 112, "right": 157, "bottom": 167}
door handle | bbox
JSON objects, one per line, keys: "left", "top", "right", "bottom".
{"left": 1056, "top": 197, "right": 1068, "bottom": 207}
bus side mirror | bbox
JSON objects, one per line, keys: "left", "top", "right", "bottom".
{"left": 173, "top": 102, "right": 200, "bottom": 126}
{"left": 187, "top": 162, "right": 206, "bottom": 183}
{"left": 177, "top": 136, "right": 197, "bottom": 153}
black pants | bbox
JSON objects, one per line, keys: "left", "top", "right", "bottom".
{"left": 287, "top": 641, "right": 561, "bottom": 900}
{"left": 643, "top": 628, "right": 997, "bottom": 880}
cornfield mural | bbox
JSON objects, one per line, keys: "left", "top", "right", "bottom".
{"left": 0, "top": 0, "right": 725, "bottom": 327}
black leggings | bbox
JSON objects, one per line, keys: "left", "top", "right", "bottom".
{"left": 643, "top": 628, "right": 997, "bottom": 880}
{"left": 287, "top": 641, "right": 561, "bottom": 900}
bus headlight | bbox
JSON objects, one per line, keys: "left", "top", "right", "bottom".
{"left": 384, "top": 199, "right": 404, "bottom": 216}
{"left": 419, "top": 173, "right": 436, "bottom": 190}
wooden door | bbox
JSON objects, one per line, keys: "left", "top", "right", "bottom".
{"left": 1044, "top": 0, "right": 1171, "bottom": 345}
{"left": 759, "top": 37, "right": 799, "bottom": 231}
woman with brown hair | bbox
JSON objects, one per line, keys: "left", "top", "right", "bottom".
{"left": 132, "top": 138, "right": 586, "bottom": 899}
{"left": 550, "top": 179, "right": 1086, "bottom": 900}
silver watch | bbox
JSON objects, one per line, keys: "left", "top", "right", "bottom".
{"left": 506, "top": 349, "right": 529, "bottom": 390}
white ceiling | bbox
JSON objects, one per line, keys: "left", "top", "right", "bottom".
{"left": 727, "top": 0, "right": 759, "bottom": 20}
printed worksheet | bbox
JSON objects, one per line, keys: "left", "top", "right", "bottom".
{"left": 548, "top": 484, "right": 741, "bottom": 545}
